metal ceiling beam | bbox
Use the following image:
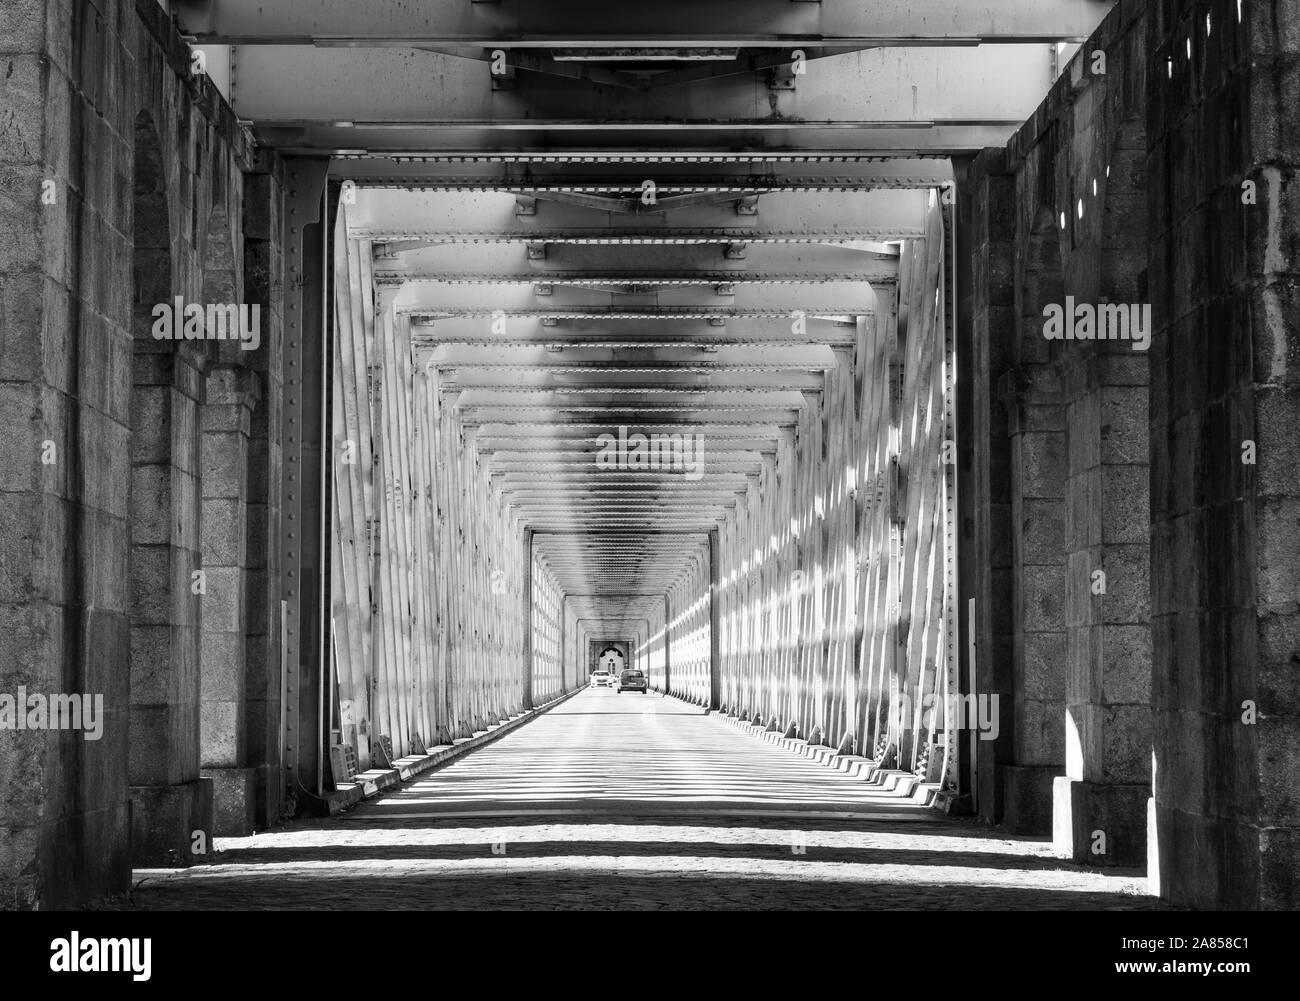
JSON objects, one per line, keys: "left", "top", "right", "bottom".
{"left": 265, "top": 123, "right": 1020, "bottom": 156}
{"left": 397, "top": 283, "right": 878, "bottom": 315}
{"left": 409, "top": 316, "right": 857, "bottom": 346}
{"left": 515, "top": 188, "right": 756, "bottom": 214}
{"left": 436, "top": 370, "right": 824, "bottom": 391}
{"left": 178, "top": 0, "right": 1114, "bottom": 45}
{"left": 474, "top": 424, "right": 783, "bottom": 437}
{"left": 503, "top": 477, "right": 753, "bottom": 487}
{"left": 388, "top": 269, "right": 895, "bottom": 286}
{"left": 456, "top": 406, "right": 802, "bottom": 422}
{"left": 412, "top": 47, "right": 645, "bottom": 90}
{"left": 330, "top": 156, "right": 955, "bottom": 188}
{"left": 350, "top": 188, "right": 929, "bottom": 242}
{"left": 231, "top": 46, "right": 1046, "bottom": 122}
{"left": 376, "top": 243, "right": 899, "bottom": 283}
{"left": 533, "top": 525, "right": 707, "bottom": 535}
{"left": 428, "top": 344, "right": 839, "bottom": 367}
{"left": 231, "top": 45, "right": 1052, "bottom": 154}
{"left": 475, "top": 437, "right": 780, "bottom": 453}
{"left": 453, "top": 387, "right": 808, "bottom": 405}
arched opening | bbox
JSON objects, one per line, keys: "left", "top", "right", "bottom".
{"left": 597, "top": 644, "right": 626, "bottom": 674}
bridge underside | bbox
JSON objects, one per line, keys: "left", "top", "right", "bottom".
{"left": 1, "top": 0, "right": 1298, "bottom": 914}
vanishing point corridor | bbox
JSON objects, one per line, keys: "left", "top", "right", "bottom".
{"left": 3, "top": 3, "right": 1298, "bottom": 958}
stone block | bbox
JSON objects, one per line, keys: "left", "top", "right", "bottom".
{"left": 1022, "top": 630, "right": 1066, "bottom": 699}
{"left": 1257, "top": 605, "right": 1300, "bottom": 707}
{"left": 1020, "top": 431, "right": 1066, "bottom": 497}
{"left": 1255, "top": 718, "right": 1300, "bottom": 823}
{"left": 200, "top": 700, "right": 240, "bottom": 767}
{"left": 1100, "top": 464, "right": 1149, "bottom": 545}
{"left": 128, "top": 542, "right": 172, "bottom": 624}
{"left": 1000, "top": 763, "right": 1059, "bottom": 834}
{"left": 1258, "top": 825, "right": 1300, "bottom": 910}
{"left": 1257, "top": 497, "right": 1300, "bottom": 606}
{"left": 1100, "top": 623, "right": 1152, "bottom": 703}
{"left": 129, "top": 777, "right": 213, "bottom": 867}
{"left": 1015, "top": 695, "right": 1065, "bottom": 764}
{"left": 0, "top": 381, "right": 44, "bottom": 494}
{"left": 1020, "top": 564, "right": 1065, "bottom": 631}
{"left": 1052, "top": 775, "right": 1150, "bottom": 865}
{"left": 0, "top": 56, "right": 45, "bottom": 163}
{"left": 199, "top": 566, "right": 242, "bottom": 632}
{"left": 82, "top": 509, "right": 129, "bottom": 616}
{"left": 1065, "top": 549, "right": 1097, "bottom": 628}
{"left": 0, "top": 727, "right": 49, "bottom": 825}
{"left": 0, "top": 495, "right": 44, "bottom": 604}
{"left": 126, "top": 702, "right": 182, "bottom": 786}
{"left": 200, "top": 766, "right": 257, "bottom": 837}
{"left": 129, "top": 385, "right": 171, "bottom": 465}
{"left": 1101, "top": 704, "right": 1152, "bottom": 782}
{"left": 1021, "top": 496, "right": 1066, "bottom": 563}
{"left": 169, "top": 396, "right": 201, "bottom": 476}
{"left": 200, "top": 497, "right": 244, "bottom": 565}
{"left": 71, "top": 408, "right": 123, "bottom": 513}
{"left": 201, "top": 432, "right": 246, "bottom": 499}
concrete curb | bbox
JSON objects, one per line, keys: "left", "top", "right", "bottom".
{"left": 706, "top": 710, "right": 950, "bottom": 810}
{"left": 322, "top": 685, "right": 587, "bottom": 813}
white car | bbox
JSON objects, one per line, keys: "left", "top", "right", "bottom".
{"left": 590, "top": 670, "right": 614, "bottom": 688}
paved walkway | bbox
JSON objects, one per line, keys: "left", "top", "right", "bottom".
{"left": 127, "top": 689, "right": 1161, "bottom": 910}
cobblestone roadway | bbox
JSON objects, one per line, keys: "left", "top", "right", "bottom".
{"left": 128, "top": 689, "right": 1161, "bottom": 910}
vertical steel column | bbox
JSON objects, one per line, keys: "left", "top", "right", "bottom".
{"left": 941, "top": 189, "right": 962, "bottom": 793}
{"left": 708, "top": 528, "right": 721, "bottom": 710}
{"left": 663, "top": 594, "right": 672, "bottom": 696}
{"left": 559, "top": 594, "right": 567, "bottom": 691}
{"left": 280, "top": 157, "right": 329, "bottom": 804}
{"left": 521, "top": 528, "right": 534, "bottom": 710}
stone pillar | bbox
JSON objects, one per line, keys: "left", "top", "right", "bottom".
{"left": 128, "top": 343, "right": 214, "bottom": 865}
{"left": 1052, "top": 116, "right": 1153, "bottom": 866}
{"left": 241, "top": 155, "right": 284, "bottom": 826}
{"left": 199, "top": 366, "right": 260, "bottom": 836}
{"left": 0, "top": 0, "right": 137, "bottom": 911}
{"left": 1146, "top": 1, "right": 1300, "bottom": 909}
{"left": 1053, "top": 348, "right": 1151, "bottom": 865}
{"left": 964, "top": 150, "right": 1018, "bottom": 824}
{"left": 993, "top": 205, "right": 1069, "bottom": 833}
{"left": 995, "top": 362, "right": 1067, "bottom": 833}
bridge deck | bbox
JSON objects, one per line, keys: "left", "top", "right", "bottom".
{"left": 130, "top": 690, "right": 1156, "bottom": 911}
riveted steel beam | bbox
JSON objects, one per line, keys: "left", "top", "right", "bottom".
{"left": 376, "top": 242, "right": 900, "bottom": 283}
{"left": 179, "top": 0, "right": 1113, "bottom": 47}
{"left": 409, "top": 316, "right": 859, "bottom": 346}
{"left": 280, "top": 156, "right": 331, "bottom": 800}
{"left": 330, "top": 155, "right": 955, "bottom": 189}
{"left": 230, "top": 45, "right": 1052, "bottom": 155}
{"left": 349, "top": 188, "right": 929, "bottom": 242}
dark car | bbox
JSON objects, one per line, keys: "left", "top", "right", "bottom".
{"left": 617, "top": 669, "right": 648, "bottom": 694}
